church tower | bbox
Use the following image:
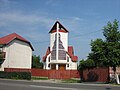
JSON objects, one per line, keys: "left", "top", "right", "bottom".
{"left": 43, "top": 21, "right": 78, "bottom": 70}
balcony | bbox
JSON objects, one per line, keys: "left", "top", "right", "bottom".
{"left": 0, "top": 52, "right": 6, "bottom": 65}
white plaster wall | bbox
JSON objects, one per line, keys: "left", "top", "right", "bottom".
{"left": 44, "top": 54, "right": 51, "bottom": 70}
{"left": 59, "top": 32, "right": 68, "bottom": 51}
{"left": 0, "top": 39, "right": 32, "bottom": 71}
{"left": 66, "top": 55, "right": 77, "bottom": 70}
{"left": 50, "top": 33, "right": 55, "bottom": 51}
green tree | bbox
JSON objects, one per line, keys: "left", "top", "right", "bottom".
{"left": 102, "top": 20, "right": 120, "bottom": 72}
{"left": 88, "top": 39, "right": 106, "bottom": 67}
{"left": 0, "top": 50, "right": 3, "bottom": 64}
{"left": 32, "top": 55, "right": 43, "bottom": 69}
{"left": 88, "top": 19, "right": 120, "bottom": 71}
{"left": 78, "top": 59, "right": 95, "bottom": 70}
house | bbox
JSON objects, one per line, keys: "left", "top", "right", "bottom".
{"left": 0, "top": 33, "right": 34, "bottom": 71}
{"left": 43, "top": 21, "right": 78, "bottom": 70}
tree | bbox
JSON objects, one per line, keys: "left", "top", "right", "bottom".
{"left": 102, "top": 19, "right": 120, "bottom": 72}
{"left": 0, "top": 49, "right": 3, "bottom": 64}
{"left": 78, "top": 59, "right": 95, "bottom": 70}
{"left": 88, "top": 20, "right": 120, "bottom": 68}
{"left": 32, "top": 55, "right": 43, "bottom": 69}
{"left": 87, "top": 19, "right": 120, "bottom": 83}
{"left": 88, "top": 39, "right": 106, "bottom": 67}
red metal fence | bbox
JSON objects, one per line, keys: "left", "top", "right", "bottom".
{"left": 31, "top": 68, "right": 80, "bottom": 79}
{"left": 82, "top": 67, "right": 109, "bottom": 82}
{"left": 4, "top": 67, "right": 109, "bottom": 82}
{"left": 5, "top": 68, "right": 31, "bottom": 72}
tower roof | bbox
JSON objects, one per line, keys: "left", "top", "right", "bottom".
{"left": 49, "top": 21, "right": 69, "bottom": 33}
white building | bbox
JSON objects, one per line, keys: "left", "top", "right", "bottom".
{"left": 43, "top": 21, "right": 78, "bottom": 70}
{"left": 0, "top": 33, "right": 34, "bottom": 71}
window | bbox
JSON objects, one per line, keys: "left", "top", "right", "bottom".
{"left": 67, "top": 64, "right": 69, "bottom": 67}
{"left": 48, "top": 57, "right": 50, "bottom": 62}
{"left": 67, "top": 57, "right": 69, "bottom": 62}
{"left": 48, "top": 64, "right": 50, "bottom": 68}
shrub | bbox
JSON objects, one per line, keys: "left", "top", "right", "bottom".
{"left": 0, "top": 71, "right": 31, "bottom": 80}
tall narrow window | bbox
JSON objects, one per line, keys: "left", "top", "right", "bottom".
{"left": 51, "top": 34, "right": 66, "bottom": 60}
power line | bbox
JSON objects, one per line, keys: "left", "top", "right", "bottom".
{"left": 32, "top": 29, "right": 102, "bottom": 45}
{"left": 69, "top": 29, "right": 102, "bottom": 38}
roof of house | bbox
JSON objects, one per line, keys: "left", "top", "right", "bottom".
{"left": 67, "top": 46, "right": 78, "bottom": 62}
{"left": 49, "top": 21, "right": 69, "bottom": 33}
{"left": 43, "top": 46, "right": 78, "bottom": 62}
{"left": 0, "top": 33, "right": 34, "bottom": 51}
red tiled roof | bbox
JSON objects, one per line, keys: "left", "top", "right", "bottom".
{"left": 0, "top": 33, "right": 34, "bottom": 51}
{"left": 43, "top": 47, "right": 50, "bottom": 62}
{"left": 43, "top": 46, "right": 78, "bottom": 62}
{"left": 49, "top": 21, "right": 68, "bottom": 33}
{"left": 68, "top": 46, "right": 78, "bottom": 62}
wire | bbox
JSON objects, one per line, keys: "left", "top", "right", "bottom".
{"left": 69, "top": 29, "right": 102, "bottom": 38}
{"left": 32, "top": 29, "right": 102, "bottom": 45}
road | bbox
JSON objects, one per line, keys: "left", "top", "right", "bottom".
{"left": 0, "top": 79, "right": 120, "bottom": 90}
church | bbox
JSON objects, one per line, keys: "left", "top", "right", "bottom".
{"left": 43, "top": 21, "right": 78, "bottom": 70}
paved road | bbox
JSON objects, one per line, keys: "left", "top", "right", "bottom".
{"left": 0, "top": 79, "right": 120, "bottom": 90}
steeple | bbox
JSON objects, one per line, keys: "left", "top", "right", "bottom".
{"left": 49, "top": 21, "right": 69, "bottom": 33}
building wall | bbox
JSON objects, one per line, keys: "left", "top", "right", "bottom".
{"left": 0, "top": 40, "right": 32, "bottom": 71}
{"left": 44, "top": 54, "right": 77, "bottom": 70}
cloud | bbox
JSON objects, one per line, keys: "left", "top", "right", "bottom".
{"left": 0, "top": 12, "right": 54, "bottom": 27}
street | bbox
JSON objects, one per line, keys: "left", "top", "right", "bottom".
{"left": 0, "top": 79, "right": 120, "bottom": 90}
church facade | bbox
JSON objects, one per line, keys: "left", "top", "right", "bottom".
{"left": 43, "top": 21, "right": 78, "bottom": 70}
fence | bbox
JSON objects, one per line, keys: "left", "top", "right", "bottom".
{"left": 4, "top": 67, "right": 109, "bottom": 82}
{"left": 31, "top": 68, "right": 80, "bottom": 79}
{"left": 82, "top": 67, "right": 109, "bottom": 82}
{"left": 4, "top": 68, "right": 31, "bottom": 72}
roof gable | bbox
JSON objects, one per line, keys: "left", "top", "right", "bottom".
{"left": 0, "top": 33, "right": 34, "bottom": 51}
{"left": 49, "top": 21, "right": 69, "bottom": 33}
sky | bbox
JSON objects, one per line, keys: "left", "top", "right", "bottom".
{"left": 0, "top": 0, "right": 120, "bottom": 61}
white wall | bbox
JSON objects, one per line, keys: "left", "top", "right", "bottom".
{"left": 0, "top": 39, "right": 32, "bottom": 71}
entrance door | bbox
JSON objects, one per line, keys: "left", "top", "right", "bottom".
{"left": 59, "top": 64, "right": 66, "bottom": 70}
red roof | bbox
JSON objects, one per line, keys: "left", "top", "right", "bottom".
{"left": 0, "top": 33, "right": 34, "bottom": 51}
{"left": 68, "top": 46, "right": 78, "bottom": 62}
{"left": 49, "top": 21, "right": 69, "bottom": 33}
{"left": 43, "top": 46, "right": 78, "bottom": 62}
{"left": 43, "top": 47, "right": 50, "bottom": 62}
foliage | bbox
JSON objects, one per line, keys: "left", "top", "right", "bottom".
{"left": 78, "top": 19, "right": 120, "bottom": 71}
{"left": 0, "top": 50, "right": 3, "bottom": 64}
{"left": 88, "top": 39, "right": 106, "bottom": 66}
{"left": 31, "top": 76, "right": 48, "bottom": 80}
{"left": 32, "top": 55, "right": 43, "bottom": 69}
{"left": 88, "top": 19, "right": 120, "bottom": 70}
{"left": 78, "top": 59, "right": 95, "bottom": 70}
{"left": 0, "top": 71, "right": 31, "bottom": 80}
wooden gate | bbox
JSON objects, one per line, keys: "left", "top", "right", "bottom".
{"left": 48, "top": 70, "right": 71, "bottom": 79}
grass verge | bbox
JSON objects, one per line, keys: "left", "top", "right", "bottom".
{"left": 62, "top": 78, "right": 81, "bottom": 83}
{"left": 31, "top": 76, "right": 48, "bottom": 80}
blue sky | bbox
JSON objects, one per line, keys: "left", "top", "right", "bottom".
{"left": 0, "top": 0, "right": 120, "bottom": 61}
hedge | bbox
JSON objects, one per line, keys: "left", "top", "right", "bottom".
{"left": 0, "top": 71, "right": 31, "bottom": 80}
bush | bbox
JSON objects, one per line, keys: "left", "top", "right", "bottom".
{"left": 0, "top": 71, "right": 31, "bottom": 80}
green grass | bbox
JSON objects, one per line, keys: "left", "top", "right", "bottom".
{"left": 62, "top": 78, "right": 81, "bottom": 83}
{"left": 31, "top": 76, "right": 48, "bottom": 80}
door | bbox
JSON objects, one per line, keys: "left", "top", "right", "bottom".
{"left": 59, "top": 64, "right": 66, "bottom": 70}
